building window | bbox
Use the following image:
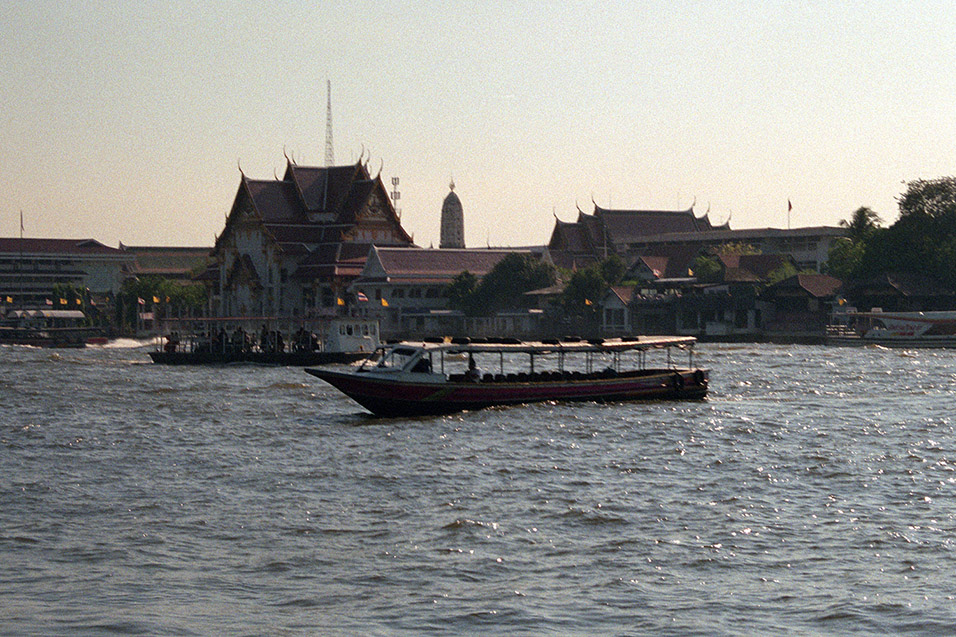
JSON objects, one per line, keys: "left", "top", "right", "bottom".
{"left": 393, "top": 289, "right": 405, "bottom": 299}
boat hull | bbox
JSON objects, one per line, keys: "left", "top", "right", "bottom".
{"left": 306, "top": 367, "right": 708, "bottom": 417}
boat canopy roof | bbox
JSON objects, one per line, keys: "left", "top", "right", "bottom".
{"left": 383, "top": 336, "right": 697, "bottom": 356}
{"left": 7, "top": 309, "right": 86, "bottom": 319}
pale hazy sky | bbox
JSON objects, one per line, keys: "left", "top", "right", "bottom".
{"left": 2, "top": 1, "right": 955, "bottom": 248}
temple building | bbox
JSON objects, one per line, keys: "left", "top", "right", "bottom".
{"left": 547, "top": 204, "right": 729, "bottom": 269}
{"left": 548, "top": 203, "right": 844, "bottom": 273}
{"left": 439, "top": 180, "right": 465, "bottom": 249}
{"left": 211, "top": 159, "right": 414, "bottom": 318}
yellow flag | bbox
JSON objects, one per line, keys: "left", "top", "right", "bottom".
{"left": 381, "top": 298, "right": 389, "bottom": 307}
{"left": 76, "top": 298, "right": 82, "bottom": 305}
{"left": 4, "top": 296, "right": 11, "bottom": 304}
{"left": 153, "top": 296, "right": 160, "bottom": 304}
{"left": 59, "top": 298, "right": 67, "bottom": 305}
{"left": 585, "top": 299, "right": 592, "bottom": 306}
{"left": 336, "top": 297, "right": 345, "bottom": 306}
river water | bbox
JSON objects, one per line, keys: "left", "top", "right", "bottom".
{"left": 2, "top": 342, "right": 956, "bottom": 635}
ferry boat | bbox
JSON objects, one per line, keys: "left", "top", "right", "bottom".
{"left": 306, "top": 335, "right": 708, "bottom": 417}
{"left": 0, "top": 309, "right": 103, "bottom": 348}
{"left": 827, "top": 310, "right": 956, "bottom": 347}
{"left": 149, "top": 317, "right": 379, "bottom": 365}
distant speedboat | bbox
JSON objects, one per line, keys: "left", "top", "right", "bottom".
{"left": 306, "top": 336, "right": 708, "bottom": 417}
{"left": 828, "top": 310, "right": 956, "bottom": 347}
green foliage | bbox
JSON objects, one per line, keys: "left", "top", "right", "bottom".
{"left": 690, "top": 255, "right": 721, "bottom": 283}
{"left": 557, "top": 255, "right": 631, "bottom": 317}
{"left": 714, "top": 242, "right": 761, "bottom": 256}
{"left": 897, "top": 177, "right": 956, "bottom": 223}
{"left": 446, "top": 271, "right": 479, "bottom": 315}
{"left": 839, "top": 206, "right": 882, "bottom": 242}
{"left": 560, "top": 267, "right": 606, "bottom": 317}
{"left": 766, "top": 261, "right": 799, "bottom": 285}
{"left": 116, "top": 275, "right": 207, "bottom": 330}
{"left": 599, "top": 254, "right": 626, "bottom": 286}
{"left": 826, "top": 178, "right": 956, "bottom": 289}
{"left": 824, "top": 238, "right": 865, "bottom": 280}
{"left": 447, "top": 254, "right": 557, "bottom": 317}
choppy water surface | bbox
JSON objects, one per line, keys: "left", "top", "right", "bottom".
{"left": 3, "top": 342, "right": 956, "bottom": 635}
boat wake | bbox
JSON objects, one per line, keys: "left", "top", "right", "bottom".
{"left": 97, "top": 338, "right": 159, "bottom": 349}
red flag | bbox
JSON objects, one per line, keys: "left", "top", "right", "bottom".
{"left": 788, "top": 199, "right": 792, "bottom": 212}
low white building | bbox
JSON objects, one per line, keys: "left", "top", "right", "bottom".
{"left": 0, "top": 238, "right": 132, "bottom": 306}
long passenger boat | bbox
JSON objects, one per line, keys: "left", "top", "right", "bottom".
{"left": 305, "top": 335, "right": 708, "bottom": 417}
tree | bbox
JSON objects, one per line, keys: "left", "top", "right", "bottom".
{"left": 557, "top": 255, "right": 630, "bottom": 317}
{"left": 449, "top": 254, "right": 557, "bottom": 317}
{"left": 714, "top": 242, "right": 760, "bottom": 256}
{"left": 446, "top": 271, "right": 479, "bottom": 315}
{"left": 825, "top": 237, "right": 865, "bottom": 280}
{"left": 116, "top": 275, "right": 207, "bottom": 332}
{"left": 599, "top": 254, "right": 626, "bottom": 286}
{"left": 897, "top": 176, "right": 956, "bottom": 223}
{"left": 767, "top": 261, "right": 799, "bottom": 285}
{"left": 690, "top": 254, "right": 721, "bottom": 283}
{"left": 839, "top": 206, "right": 882, "bottom": 243}
{"left": 560, "top": 267, "right": 606, "bottom": 317}
{"left": 830, "top": 178, "right": 956, "bottom": 289}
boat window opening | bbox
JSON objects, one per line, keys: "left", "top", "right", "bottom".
{"left": 370, "top": 346, "right": 419, "bottom": 370}
{"left": 362, "top": 324, "right": 369, "bottom": 336}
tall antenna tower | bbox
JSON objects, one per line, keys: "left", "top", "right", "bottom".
{"left": 324, "top": 80, "right": 334, "bottom": 166}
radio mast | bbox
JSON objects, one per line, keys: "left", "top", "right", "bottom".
{"left": 324, "top": 80, "right": 334, "bottom": 166}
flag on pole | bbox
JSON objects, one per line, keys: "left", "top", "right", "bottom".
{"left": 137, "top": 297, "right": 146, "bottom": 305}
{"left": 381, "top": 298, "right": 389, "bottom": 307}
{"left": 152, "top": 296, "right": 160, "bottom": 304}
{"left": 20, "top": 210, "right": 24, "bottom": 233}
{"left": 357, "top": 291, "right": 368, "bottom": 302}
{"left": 788, "top": 199, "right": 792, "bottom": 212}
{"left": 336, "top": 297, "right": 345, "bottom": 306}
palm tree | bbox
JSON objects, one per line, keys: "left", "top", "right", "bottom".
{"left": 839, "top": 207, "right": 882, "bottom": 242}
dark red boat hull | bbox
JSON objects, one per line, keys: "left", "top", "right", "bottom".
{"left": 306, "top": 367, "right": 707, "bottom": 417}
